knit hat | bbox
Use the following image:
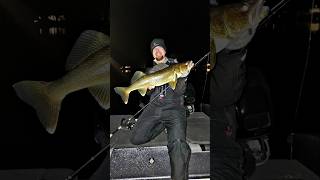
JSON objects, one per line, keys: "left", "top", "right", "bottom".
{"left": 150, "top": 38, "right": 166, "bottom": 52}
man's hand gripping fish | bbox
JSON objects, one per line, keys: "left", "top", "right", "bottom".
{"left": 209, "top": 0, "right": 269, "bottom": 68}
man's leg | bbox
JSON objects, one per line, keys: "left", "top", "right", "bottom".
{"left": 164, "top": 107, "right": 191, "bottom": 180}
{"left": 212, "top": 119, "right": 243, "bottom": 180}
{"left": 210, "top": 49, "right": 247, "bottom": 179}
{"left": 130, "top": 104, "right": 165, "bottom": 145}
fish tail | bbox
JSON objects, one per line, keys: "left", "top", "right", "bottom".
{"left": 114, "top": 87, "right": 130, "bottom": 104}
{"left": 13, "top": 81, "right": 61, "bottom": 134}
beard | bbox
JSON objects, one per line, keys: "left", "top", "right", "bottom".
{"left": 155, "top": 56, "right": 164, "bottom": 61}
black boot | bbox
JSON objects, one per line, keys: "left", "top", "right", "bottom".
{"left": 168, "top": 139, "right": 191, "bottom": 180}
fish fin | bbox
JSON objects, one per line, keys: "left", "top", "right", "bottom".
{"left": 138, "top": 88, "right": 148, "bottom": 96}
{"left": 168, "top": 80, "right": 177, "bottom": 90}
{"left": 214, "top": 37, "right": 230, "bottom": 53}
{"left": 114, "top": 87, "right": 130, "bottom": 104}
{"left": 131, "top": 71, "right": 146, "bottom": 84}
{"left": 65, "top": 30, "right": 110, "bottom": 71}
{"left": 12, "top": 81, "right": 62, "bottom": 134}
{"left": 88, "top": 84, "right": 110, "bottom": 110}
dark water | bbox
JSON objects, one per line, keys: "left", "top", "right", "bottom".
{"left": 0, "top": 0, "right": 109, "bottom": 177}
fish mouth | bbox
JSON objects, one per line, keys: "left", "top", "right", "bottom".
{"left": 185, "top": 61, "right": 193, "bottom": 70}
{"left": 177, "top": 61, "right": 192, "bottom": 75}
{"left": 248, "top": 0, "right": 269, "bottom": 26}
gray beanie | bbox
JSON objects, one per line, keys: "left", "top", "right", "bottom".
{"left": 150, "top": 38, "right": 166, "bottom": 52}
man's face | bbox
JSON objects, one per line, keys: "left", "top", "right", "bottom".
{"left": 152, "top": 46, "right": 166, "bottom": 61}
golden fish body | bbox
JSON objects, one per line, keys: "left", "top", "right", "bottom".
{"left": 13, "top": 30, "right": 110, "bottom": 134}
{"left": 209, "top": 0, "right": 269, "bottom": 68}
{"left": 114, "top": 61, "right": 193, "bottom": 104}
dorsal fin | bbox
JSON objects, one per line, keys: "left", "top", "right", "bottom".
{"left": 131, "top": 71, "right": 146, "bottom": 84}
{"left": 168, "top": 80, "right": 177, "bottom": 90}
{"left": 65, "top": 30, "right": 110, "bottom": 71}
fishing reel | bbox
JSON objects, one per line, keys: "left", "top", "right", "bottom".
{"left": 120, "top": 117, "right": 137, "bottom": 130}
{"left": 185, "top": 104, "right": 195, "bottom": 117}
{"left": 110, "top": 117, "right": 137, "bottom": 138}
{"left": 184, "top": 82, "right": 196, "bottom": 117}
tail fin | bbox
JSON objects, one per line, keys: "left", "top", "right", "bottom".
{"left": 13, "top": 81, "right": 62, "bottom": 134}
{"left": 114, "top": 87, "right": 130, "bottom": 104}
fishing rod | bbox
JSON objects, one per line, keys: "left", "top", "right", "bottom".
{"left": 194, "top": 52, "right": 211, "bottom": 66}
{"left": 66, "top": 1, "right": 295, "bottom": 176}
{"left": 65, "top": 51, "right": 210, "bottom": 180}
{"left": 289, "top": 0, "right": 315, "bottom": 159}
{"left": 113, "top": 52, "right": 211, "bottom": 133}
{"left": 258, "top": 0, "right": 294, "bottom": 30}
{"left": 65, "top": 142, "right": 112, "bottom": 180}
{"left": 114, "top": 51, "right": 211, "bottom": 133}
{"left": 65, "top": 2, "right": 296, "bottom": 178}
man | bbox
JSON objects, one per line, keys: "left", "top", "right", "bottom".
{"left": 130, "top": 38, "right": 193, "bottom": 180}
{"left": 208, "top": 0, "right": 270, "bottom": 178}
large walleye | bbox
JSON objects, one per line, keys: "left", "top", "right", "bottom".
{"left": 114, "top": 61, "right": 193, "bottom": 104}
{"left": 13, "top": 30, "right": 110, "bottom": 134}
{"left": 209, "top": 0, "right": 269, "bottom": 68}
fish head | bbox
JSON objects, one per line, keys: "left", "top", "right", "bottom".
{"left": 211, "top": 0, "right": 269, "bottom": 51}
{"left": 212, "top": 0, "right": 269, "bottom": 37}
{"left": 174, "top": 61, "right": 194, "bottom": 77}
